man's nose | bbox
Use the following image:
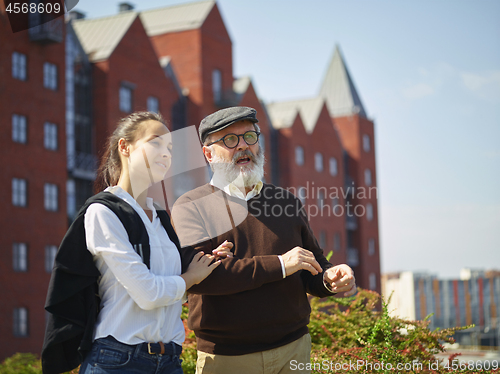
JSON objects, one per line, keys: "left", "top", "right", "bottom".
{"left": 235, "top": 135, "right": 248, "bottom": 150}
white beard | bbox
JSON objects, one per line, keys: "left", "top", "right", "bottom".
{"left": 210, "top": 147, "right": 265, "bottom": 188}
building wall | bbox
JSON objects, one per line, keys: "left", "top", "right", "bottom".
{"left": 0, "top": 7, "right": 67, "bottom": 358}
{"left": 92, "top": 16, "right": 181, "bottom": 158}
{"left": 334, "top": 114, "right": 380, "bottom": 293}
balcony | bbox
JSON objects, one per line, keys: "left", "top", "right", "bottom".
{"left": 346, "top": 248, "right": 359, "bottom": 267}
{"left": 68, "top": 152, "right": 97, "bottom": 180}
{"left": 29, "top": 16, "right": 63, "bottom": 44}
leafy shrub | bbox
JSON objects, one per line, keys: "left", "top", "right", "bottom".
{"left": 3, "top": 291, "right": 497, "bottom": 374}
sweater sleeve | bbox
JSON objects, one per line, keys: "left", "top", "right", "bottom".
{"left": 172, "top": 197, "right": 283, "bottom": 295}
{"left": 296, "top": 201, "right": 337, "bottom": 298}
{"left": 85, "top": 203, "right": 186, "bottom": 309}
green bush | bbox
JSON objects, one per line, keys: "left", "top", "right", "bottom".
{"left": 3, "top": 290, "right": 497, "bottom": 374}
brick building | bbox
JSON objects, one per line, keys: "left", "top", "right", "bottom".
{"left": 0, "top": 0, "right": 381, "bottom": 360}
{"left": 0, "top": 3, "right": 67, "bottom": 357}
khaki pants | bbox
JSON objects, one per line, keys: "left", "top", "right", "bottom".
{"left": 196, "top": 333, "right": 311, "bottom": 374}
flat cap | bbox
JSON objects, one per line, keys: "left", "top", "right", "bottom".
{"left": 199, "top": 106, "right": 259, "bottom": 143}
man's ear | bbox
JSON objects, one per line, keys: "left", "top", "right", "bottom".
{"left": 118, "top": 138, "right": 130, "bottom": 157}
{"left": 202, "top": 146, "right": 213, "bottom": 163}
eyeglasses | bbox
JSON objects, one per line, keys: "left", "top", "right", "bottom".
{"left": 206, "top": 130, "right": 260, "bottom": 149}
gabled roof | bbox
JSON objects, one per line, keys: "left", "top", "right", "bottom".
{"left": 72, "top": 11, "right": 138, "bottom": 62}
{"left": 266, "top": 97, "right": 325, "bottom": 134}
{"left": 140, "top": 0, "right": 215, "bottom": 37}
{"left": 319, "top": 45, "right": 367, "bottom": 118}
{"left": 233, "top": 76, "right": 251, "bottom": 104}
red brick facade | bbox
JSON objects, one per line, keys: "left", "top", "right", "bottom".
{"left": 0, "top": 0, "right": 381, "bottom": 360}
{"left": 0, "top": 5, "right": 67, "bottom": 358}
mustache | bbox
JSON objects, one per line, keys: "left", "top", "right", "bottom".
{"left": 231, "top": 149, "right": 257, "bottom": 165}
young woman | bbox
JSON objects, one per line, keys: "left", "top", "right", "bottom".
{"left": 58, "top": 111, "right": 231, "bottom": 374}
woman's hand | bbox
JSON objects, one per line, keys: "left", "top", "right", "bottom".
{"left": 181, "top": 252, "right": 221, "bottom": 290}
{"left": 212, "top": 240, "right": 234, "bottom": 258}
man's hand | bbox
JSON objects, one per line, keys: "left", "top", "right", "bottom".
{"left": 323, "top": 264, "right": 356, "bottom": 296}
{"left": 282, "top": 247, "right": 323, "bottom": 276}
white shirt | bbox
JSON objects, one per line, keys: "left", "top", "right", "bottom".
{"left": 84, "top": 186, "right": 186, "bottom": 345}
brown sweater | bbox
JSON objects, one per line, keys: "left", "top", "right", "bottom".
{"left": 171, "top": 183, "right": 334, "bottom": 355}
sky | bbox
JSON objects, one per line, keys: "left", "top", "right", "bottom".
{"left": 71, "top": 0, "right": 500, "bottom": 279}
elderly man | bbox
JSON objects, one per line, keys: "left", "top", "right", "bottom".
{"left": 171, "top": 106, "right": 356, "bottom": 374}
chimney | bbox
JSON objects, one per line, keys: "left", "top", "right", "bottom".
{"left": 69, "top": 10, "right": 86, "bottom": 20}
{"left": 119, "top": 2, "right": 135, "bottom": 13}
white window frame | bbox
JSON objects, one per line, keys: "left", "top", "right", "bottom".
{"left": 368, "top": 238, "right": 375, "bottom": 256}
{"left": 13, "top": 243, "right": 28, "bottom": 272}
{"left": 12, "top": 52, "right": 27, "bottom": 81}
{"left": 12, "top": 114, "right": 27, "bottom": 144}
{"left": 297, "top": 186, "right": 306, "bottom": 205}
{"left": 319, "top": 231, "right": 327, "bottom": 248}
{"left": 45, "top": 245, "right": 58, "bottom": 273}
{"left": 44, "top": 183, "right": 58, "bottom": 211}
{"left": 43, "top": 62, "right": 58, "bottom": 90}
{"left": 44, "top": 122, "right": 58, "bottom": 150}
{"left": 12, "top": 178, "right": 27, "bottom": 207}
{"left": 317, "top": 190, "right": 325, "bottom": 210}
{"left": 366, "top": 203, "right": 373, "bottom": 221}
{"left": 212, "top": 69, "right": 222, "bottom": 103}
{"left": 295, "top": 146, "right": 304, "bottom": 166}
{"left": 147, "top": 96, "right": 159, "bottom": 113}
{"left": 364, "top": 169, "right": 372, "bottom": 186}
{"left": 119, "top": 85, "right": 133, "bottom": 113}
{"left": 334, "top": 232, "right": 341, "bottom": 251}
{"left": 363, "top": 134, "right": 371, "bottom": 152}
{"left": 329, "top": 157, "right": 338, "bottom": 176}
{"left": 369, "top": 273, "right": 377, "bottom": 290}
{"left": 314, "top": 152, "right": 323, "bottom": 172}
{"left": 13, "top": 307, "right": 29, "bottom": 337}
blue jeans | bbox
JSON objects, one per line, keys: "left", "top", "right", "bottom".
{"left": 79, "top": 336, "right": 183, "bottom": 374}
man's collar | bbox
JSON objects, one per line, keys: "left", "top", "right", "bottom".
{"left": 210, "top": 174, "right": 263, "bottom": 201}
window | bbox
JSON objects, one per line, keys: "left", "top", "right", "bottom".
{"left": 295, "top": 146, "right": 304, "bottom": 166}
{"left": 363, "top": 134, "right": 371, "bottom": 152}
{"left": 43, "top": 62, "right": 57, "bottom": 90}
{"left": 369, "top": 273, "right": 377, "bottom": 290}
{"left": 364, "top": 169, "right": 372, "bottom": 186}
{"left": 12, "top": 114, "right": 27, "bottom": 144}
{"left": 67, "top": 179, "right": 76, "bottom": 219}
{"left": 45, "top": 245, "right": 57, "bottom": 273}
{"left": 368, "top": 238, "right": 375, "bottom": 256}
{"left": 119, "top": 85, "right": 133, "bottom": 112}
{"left": 12, "top": 52, "right": 27, "bottom": 81}
{"left": 147, "top": 96, "right": 159, "bottom": 113}
{"left": 44, "top": 122, "right": 58, "bottom": 150}
{"left": 319, "top": 231, "right": 327, "bottom": 248}
{"left": 212, "top": 69, "right": 222, "bottom": 103}
{"left": 317, "top": 190, "right": 325, "bottom": 209}
{"left": 13, "top": 308, "right": 29, "bottom": 337}
{"left": 329, "top": 157, "right": 338, "bottom": 176}
{"left": 12, "top": 178, "right": 27, "bottom": 207}
{"left": 334, "top": 232, "right": 341, "bottom": 251}
{"left": 44, "top": 183, "right": 58, "bottom": 211}
{"left": 314, "top": 153, "right": 323, "bottom": 172}
{"left": 297, "top": 186, "right": 306, "bottom": 205}
{"left": 366, "top": 203, "right": 373, "bottom": 221}
{"left": 13, "top": 243, "right": 28, "bottom": 272}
